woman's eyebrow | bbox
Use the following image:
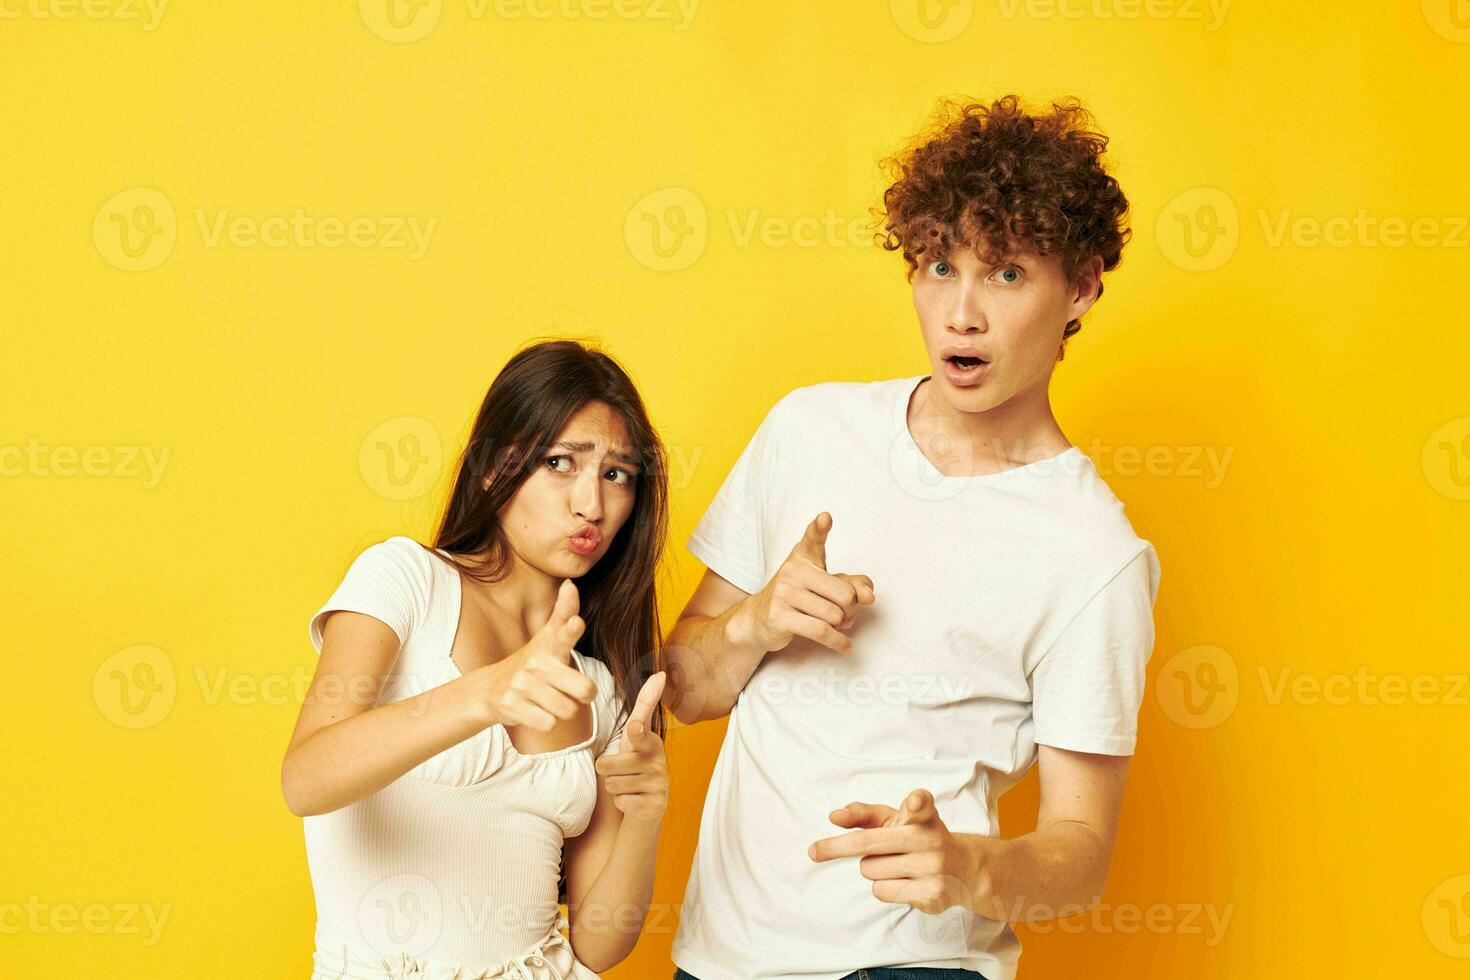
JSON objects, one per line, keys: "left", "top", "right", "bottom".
{"left": 552, "top": 440, "right": 641, "bottom": 467}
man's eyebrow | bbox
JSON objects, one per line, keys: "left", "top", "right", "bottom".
{"left": 551, "top": 440, "right": 641, "bottom": 468}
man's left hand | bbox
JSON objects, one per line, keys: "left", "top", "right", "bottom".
{"left": 807, "top": 788, "right": 986, "bottom": 914}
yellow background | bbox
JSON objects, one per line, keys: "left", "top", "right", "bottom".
{"left": 3, "top": 0, "right": 1468, "bottom": 976}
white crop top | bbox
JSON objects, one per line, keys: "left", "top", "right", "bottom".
{"left": 302, "top": 535, "right": 629, "bottom": 972}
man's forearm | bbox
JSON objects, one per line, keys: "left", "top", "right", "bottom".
{"left": 959, "top": 821, "right": 1113, "bottom": 922}
{"left": 663, "top": 600, "right": 769, "bottom": 724}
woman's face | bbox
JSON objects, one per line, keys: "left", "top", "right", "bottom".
{"left": 491, "top": 400, "right": 641, "bottom": 580}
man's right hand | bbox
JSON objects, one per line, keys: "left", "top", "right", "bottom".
{"left": 732, "top": 512, "right": 876, "bottom": 655}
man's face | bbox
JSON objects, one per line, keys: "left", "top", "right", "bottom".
{"left": 490, "top": 400, "right": 641, "bottom": 580}
{"left": 911, "top": 243, "right": 1102, "bottom": 416}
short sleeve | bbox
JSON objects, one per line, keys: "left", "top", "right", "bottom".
{"left": 1030, "top": 545, "right": 1161, "bottom": 756}
{"left": 308, "top": 537, "right": 429, "bottom": 654}
{"left": 685, "top": 395, "right": 788, "bottom": 595}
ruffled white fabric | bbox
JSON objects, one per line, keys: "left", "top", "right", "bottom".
{"left": 304, "top": 538, "right": 630, "bottom": 972}
{"left": 311, "top": 914, "right": 599, "bottom": 980}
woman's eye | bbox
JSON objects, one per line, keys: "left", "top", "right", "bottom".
{"left": 605, "top": 468, "right": 635, "bottom": 486}
{"left": 995, "top": 266, "right": 1022, "bottom": 284}
{"left": 544, "top": 455, "right": 573, "bottom": 473}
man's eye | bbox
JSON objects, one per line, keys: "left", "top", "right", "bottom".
{"left": 932, "top": 261, "right": 952, "bottom": 277}
{"left": 996, "top": 266, "right": 1022, "bottom": 284}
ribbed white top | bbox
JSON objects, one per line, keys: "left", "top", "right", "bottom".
{"left": 303, "top": 536, "right": 627, "bottom": 975}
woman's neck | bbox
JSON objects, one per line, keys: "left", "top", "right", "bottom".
{"left": 461, "top": 547, "right": 562, "bottom": 637}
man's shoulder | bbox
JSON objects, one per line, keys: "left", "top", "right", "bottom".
{"left": 1041, "top": 453, "right": 1157, "bottom": 572}
{"left": 768, "top": 375, "right": 916, "bottom": 423}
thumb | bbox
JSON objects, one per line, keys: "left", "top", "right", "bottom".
{"left": 898, "top": 788, "right": 936, "bottom": 824}
{"left": 545, "top": 579, "right": 580, "bottom": 633}
{"left": 628, "top": 671, "right": 666, "bottom": 732}
{"left": 791, "top": 512, "right": 832, "bottom": 570}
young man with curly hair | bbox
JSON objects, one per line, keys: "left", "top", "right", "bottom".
{"left": 661, "top": 95, "right": 1161, "bottom": 980}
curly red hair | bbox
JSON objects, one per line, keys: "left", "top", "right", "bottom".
{"left": 877, "top": 94, "right": 1131, "bottom": 357}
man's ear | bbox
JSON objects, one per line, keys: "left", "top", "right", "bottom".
{"left": 1068, "top": 254, "right": 1105, "bottom": 321}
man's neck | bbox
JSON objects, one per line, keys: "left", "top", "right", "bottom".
{"left": 909, "top": 375, "right": 1072, "bottom": 475}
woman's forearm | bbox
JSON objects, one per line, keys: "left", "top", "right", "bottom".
{"left": 567, "top": 816, "right": 661, "bottom": 971}
{"left": 281, "top": 670, "right": 489, "bottom": 817}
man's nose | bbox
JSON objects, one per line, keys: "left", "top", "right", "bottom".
{"left": 947, "top": 280, "right": 987, "bottom": 333}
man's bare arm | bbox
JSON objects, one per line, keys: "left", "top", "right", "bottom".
{"left": 662, "top": 513, "right": 875, "bottom": 725}
{"left": 961, "top": 745, "right": 1130, "bottom": 919}
{"left": 809, "top": 745, "right": 1131, "bottom": 921}
{"left": 662, "top": 570, "right": 765, "bottom": 724}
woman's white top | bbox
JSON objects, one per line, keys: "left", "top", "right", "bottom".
{"left": 303, "top": 536, "right": 628, "bottom": 978}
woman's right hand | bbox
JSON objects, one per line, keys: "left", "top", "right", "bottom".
{"left": 474, "top": 579, "right": 598, "bottom": 731}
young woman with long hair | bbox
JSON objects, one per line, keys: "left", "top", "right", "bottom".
{"left": 282, "top": 340, "right": 669, "bottom": 979}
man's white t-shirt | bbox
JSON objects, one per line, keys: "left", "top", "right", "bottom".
{"left": 670, "top": 376, "right": 1161, "bottom": 980}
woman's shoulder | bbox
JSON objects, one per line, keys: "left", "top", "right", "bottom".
{"left": 308, "top": 535, "right": 438, "bottom": 652}
{"left": 348, "top": 535, "right": 443, "bottom": 588}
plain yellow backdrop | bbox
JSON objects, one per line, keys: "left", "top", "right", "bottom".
{"left": 3, "top": 0, "right": 1468, "bottom": 976}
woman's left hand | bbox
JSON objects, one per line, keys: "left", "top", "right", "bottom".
{"left": 593, "top": 672, "right": 668, "bottom": 823}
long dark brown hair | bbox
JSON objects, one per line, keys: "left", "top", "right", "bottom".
{"left": 430, "top": 339, "right": 667, "bottom": 738}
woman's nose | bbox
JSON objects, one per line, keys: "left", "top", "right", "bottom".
{"left": 572, "top": 474, "right": 603, "bottom": 522}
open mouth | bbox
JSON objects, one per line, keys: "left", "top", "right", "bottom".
{"left": 946, "top": 355, "right": 987, "bottom": 369}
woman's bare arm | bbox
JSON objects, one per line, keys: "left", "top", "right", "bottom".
{"left": 280, "top": 609, "right": 492, "bottom": 816}
{"left": 562, "top": 674, "right": 669, "bottom": 971}
{"left": 281, "top": 580, "right": 597, "bottom": 817}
